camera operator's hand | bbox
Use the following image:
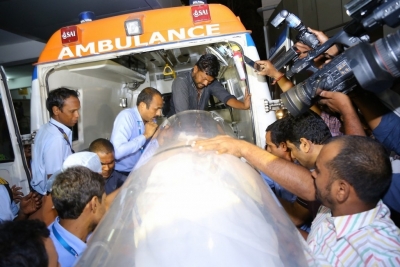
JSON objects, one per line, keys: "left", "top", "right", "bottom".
{"left": 307, "top": 27, "right": 339, "bottom": 57}
{"left": 317, "top": 90, "right": 366, "bottom": 136}
{"left": 318, "top": 90, "right": 352, "bottom": 114}
{"left": 255, "top": 60, "right": 281, "bottom": 78}
{"left": 255, "top": 60, "right": 294, "bottom": 91}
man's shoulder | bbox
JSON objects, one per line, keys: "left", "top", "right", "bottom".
{"left": 110, "top": 169, "right": 127, "bottom": 180}
{"left": 209, "top": 80, "right": 225, "bottom": 89}
{"left": 35, "top": 122, "right": 60, "bottom": 139}
{"left": 208, "top": 80, "right": 230, "bottom": 97}
{"left": 115, "top": 107, "right": 138, "bottom": 120}
{"left": 172, "top": 74, "right": 191, "bottom": 88}
{"left": 0, "top": 177, "right": 9, "bottom": 185}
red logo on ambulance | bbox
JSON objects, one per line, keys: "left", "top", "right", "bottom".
{"left": 191, "top": 4, "right": 211, "bottom": 23}
{"left": 61, "top": 26, "right": 79, "bottom": 44}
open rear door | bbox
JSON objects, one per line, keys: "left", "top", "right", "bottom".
{"left": 0, "top": 66, "right": 31, "bottom": 194}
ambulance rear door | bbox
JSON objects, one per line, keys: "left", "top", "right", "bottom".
{"left": 0, "top": 66, "right": 31, "bottom": 194}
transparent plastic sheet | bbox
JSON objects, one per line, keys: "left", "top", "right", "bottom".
{"left": 75, "top": 110, "right": 311, "bottom": 267}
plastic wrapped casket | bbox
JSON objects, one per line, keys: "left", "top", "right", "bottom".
{"left": 76, "top": 110, "right": 310, "bottom": 267}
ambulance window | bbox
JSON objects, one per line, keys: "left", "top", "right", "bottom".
{"left": 0, "top": 100, "right": 15, "bottom": 162}
{"left": 12, "top": 100, "right": 30, "bottom": 134}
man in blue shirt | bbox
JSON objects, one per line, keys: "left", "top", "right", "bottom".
{"left": 49, "top": 166, "right": 106, "bottom": 267}
{"left": 110, "top": 87, "right": 163, "bottom": 175}
{"left": 31, "top": 88, "right": 80, "bottom": 195}
{"left": 262, "top": 117, "right": 297, "bottom": 203}
{"left": 89, "top": 138, "right": 127, "bottom": 194}
{"left": 168, "top": 53, "right": 251, "bottom": 116}
{"left": 30, "top": 87, "right": 80, "bottom": 225}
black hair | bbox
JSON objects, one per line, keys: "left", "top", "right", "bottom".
{"left": 195, "top": 54, "right": 220, "bottom": 78}
{"left": 136, "top": 87, "right": 162, "bottom": 108}
{"left": 89, "top": 138, "right": 114, "bottom": 154}
{"left": 0, "top": 219, "right": 50, "bottom": 267}
{"left": 285, "top": 110, "right": 332, "bottom": 148}
{"left": 266, "top": 116, "right": 290, "bottom": 147}
{"left": 46, "top": 87, "right": 79, "bottom": 116}
{"left": 326, "top": 135, "right": 392, "bottom": 205}
{"left": 52, "top": 166, "right": 105, "bottom": 219}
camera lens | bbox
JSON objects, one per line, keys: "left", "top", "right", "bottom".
{"left": 280, "top": 83, "right": 312, "bottom": 117}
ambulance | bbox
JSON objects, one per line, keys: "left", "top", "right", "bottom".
{"left": 0, "top": 4, "right": 278, "bottom": 194}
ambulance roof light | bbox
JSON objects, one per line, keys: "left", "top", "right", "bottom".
{"left": 125, "top": 19, "right": 143, "bottom": 36}
{"left": 79, "top": 11, "right": 95, "bottom": 23}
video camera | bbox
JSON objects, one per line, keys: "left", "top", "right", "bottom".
{"left": 279, "top": 0, "right": 400, "bottom": 117}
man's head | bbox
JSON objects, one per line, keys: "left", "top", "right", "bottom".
{"left": 0, "top": 219, "right": 59, "bottom": 267}
{"left": 312, "top": 135, "right": 392, "bottom": 212}
{"left": 52, "top": 166, "right": 106, "bottom": 227}
{"left": 46, "top": 87, "right": 80, "bottom": 127}
{"left": 285, "top": 111, "right": 332, "bottom": 169}
{"left": 265, "top": 117, "right": 291, "bottom": 161}
{"left": 192, "top": 54, "right": 220, "bottom": 90}
{"left": 137, "top": 87, "right": 163, "bottom": 123}
{"left": 89, "top": 138, "right": 115, "bottom": 179}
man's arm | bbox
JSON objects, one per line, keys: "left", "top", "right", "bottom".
{"left": 171, "top": 77, "right": 191, "bottom": 114}
{"left": 11, "top": 185, "right": 23, "bottom": 203}
{"left": 110, "top": 111, "right": 146, "bottom": 160}
{"left": 226, "top": 88, "right": 251, "bottom": 110}
{"left": 193, "top": 136, "right": 316, "bottom": 201}
{"left": 351, "top": 90, "right": 400, "bottom": 155}
{"left": 43, "top": 136, "right": 68, "bottom": 179}
{"left": 256, "top": 60, "right": 294, "bottom": 92}
{"left": 350, "top": 90, "right": 389, "bottom": 131}
{"left": 255, "top": 60, "right": 321, "bottom": 114}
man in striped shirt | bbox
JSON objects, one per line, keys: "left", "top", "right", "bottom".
{"left": 307, "top": 135, "right": 400, "bottom": 266}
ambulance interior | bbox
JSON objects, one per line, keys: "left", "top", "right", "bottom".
{"left": 46, "top": 41, "right": 255, "bottom": 151}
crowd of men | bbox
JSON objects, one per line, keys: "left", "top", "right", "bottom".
{"left": 1, "top": 27, "right": 400, "bottom": 266}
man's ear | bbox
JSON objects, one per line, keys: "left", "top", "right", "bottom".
{"left": 193, "top": 65, "right": 199, "bottom": 73}
{"left": 299, "top": 137, "right": 311, "bottom": 153}
{"left": 52, "top": 106, "right": 60, "bottom": 116}
{"left": 334, "top": 179, "right": 350, "bottom": 204}
{"left": 279, "top": 142, "right": 288, "bottom": 152}
{"left": 138, "top": 102, "right": 146, "bottom": 112}
{"left": 88, "top": 196, "right": 98, "bottom": 213}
